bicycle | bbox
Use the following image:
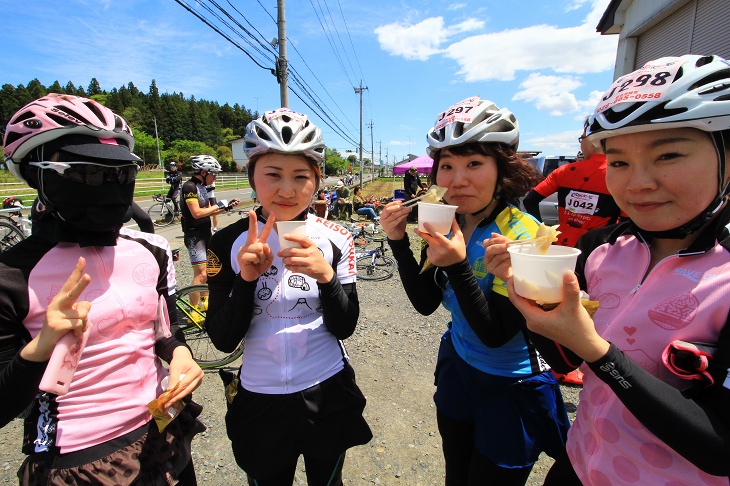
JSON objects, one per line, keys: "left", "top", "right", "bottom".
{"left": 148, "top": 194, "right": 178, "bottom": 227}
{"left": 355, "top": 236, "right": 397, "bottom": 281}
{"left": 171, "top": 284, "right": 244, "bottom": 369}
{"left": 346, "top": 221, "right": 384, "bottom": 247}
{"left": 0, "top": 220, "right": 25, "bottom": 253}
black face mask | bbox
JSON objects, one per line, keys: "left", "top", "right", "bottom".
{"left": 39, "top": 170, "right": 134, "bottom": 238}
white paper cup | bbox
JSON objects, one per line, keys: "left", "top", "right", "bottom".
{"left": 276, "top": 221, "right": 307, "bottom": 249}
{"left": 508, "top": 244, "right": 581, "bottom": 303}
{"left": 417, "top": 202, "right": 458, "bottom": 235}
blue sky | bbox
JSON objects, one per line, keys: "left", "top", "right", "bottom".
{"left": 1, "top": 0, "right": 618, "bottom": 166}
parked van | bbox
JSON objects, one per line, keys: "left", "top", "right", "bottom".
{"left": 523, "top": 155, "right": 577, "bottom": 226}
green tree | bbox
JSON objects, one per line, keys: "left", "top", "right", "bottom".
{"left": 87, "top": 78, "right": 102, "bottom": 96}
{"left": 131, "top": 128, "right": 162, "bottom": 166}
{"left": 324, "top": 148, "right": 348, "bottom": 176}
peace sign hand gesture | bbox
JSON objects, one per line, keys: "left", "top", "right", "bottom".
{"left": 237, "top": 210, "right": 276, "bottom": 282}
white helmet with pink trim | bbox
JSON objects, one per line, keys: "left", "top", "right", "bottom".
{"left": 426, "top": 97, "right": 520, "bottom": 156}
{"left": 243, "top": 108, "right": 325, "bottom": 163}
{"left": 3, "top": 93, "right": 136, "bottom": 184}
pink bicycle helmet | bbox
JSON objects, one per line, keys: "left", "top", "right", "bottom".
{"left": 243, "top": 108, "right": 325, "bottom": 163}
{"left": 3, "top": 93, "right": 136, "bottom": 184}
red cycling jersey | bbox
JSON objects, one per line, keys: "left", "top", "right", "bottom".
{"left": 532, "top": 154, "right": 622, "bottom": 247}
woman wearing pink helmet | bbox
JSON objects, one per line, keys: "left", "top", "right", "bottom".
{"left": 486, "top": 55, "right": 730, "bottom": 484}
{"left": 0, "top": 94, "right": 204, "bottom": 484}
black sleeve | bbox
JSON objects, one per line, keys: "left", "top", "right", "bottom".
{"left": 206, "top": 275, "right": 257, "bottom": 353}
{"left": 0, "top": 353, "right": 46, "bottom": 427}
{"left": 154, "top": 291, "right": 190, "bottom": 362}
{"left": 588, "top": 342, "right": 730, "bottom": 475}
{"left": 442, "top": 259, "right": 526, "bottom": 347}
{"left": 131, "top": 202, "right": 155, "bottom": 233}
{"left": 522, "top": 190, "right": 545, "bottom": 222}
{"left": 319, "top": 278, "right": 359, "bottom": 339}
{"left": 388, "top": 236, "right": 443, "bottom": 315}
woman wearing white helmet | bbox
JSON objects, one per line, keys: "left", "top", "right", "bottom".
{"left": 204, "top": 108, "right": 371, "bottom": 485}
{"left": 487, "top": 54, "right": 730, "bottom": 484}
{"left": 0, "top": 94, "right": 204, "bottom": 484}
{"left": 380, "top": 96, "right": 569, "bottom": 485}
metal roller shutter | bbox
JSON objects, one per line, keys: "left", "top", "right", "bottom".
{"left": 635, "top": 2, "right": 694, "bottom": 69}
{"left": 690, "top": 0, "right": 730, "bottom": 58}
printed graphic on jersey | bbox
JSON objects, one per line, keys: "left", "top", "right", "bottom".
{"left": 206, "top": 249, "right": 222, "bottom": 277}
{"left": 648, "top": 293, "right": 698, "bottom": 330}
{"left": 132, "top": 263, "right": 157, "bottom": 287}
{"left": 289, "top": 297, "right": 313, "bottom": 312}
{"left": 472, "top": 255, "right": 488, "bottom": 280}
{"left": 258, "top": 280, "right": 273, "bottom": 300}
{"left": 263, "top": 266, "right": 279, "bottom": 277}
{"left": 288, "top": 274, "right": 310, "bottom": 291}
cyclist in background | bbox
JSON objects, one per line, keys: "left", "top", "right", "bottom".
{"left": 205, "top": 107, "right": 371, "bottom": 485}
{"left": 0, "top": 93, "right": 203, "bottom": 484}
{"left": 166, "top": 160, "right": 182, "bottom": 215}
{"left": 380, "top": 97, "right": 569, "bottom": 485}
{"left": 181, "top": 155, "right": 239, "bottom": 311}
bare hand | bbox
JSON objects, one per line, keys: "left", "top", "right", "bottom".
{"left": 279, "top": 234, "right": 334, "bottom": 284}
{"left": 165, "top": 347, "right": 204, "bottom": 406}
{"left": 22, "top": 257, "right": 92, "bottom": 362}
{"left": 237, "top": 210, "right": 275, "bottom": 282}
{"left": 379, "top": 201, "right": 410, "bottom": 241}
{"left": 415, "top": 218, "right": 465, "bottom": 267}
{"left": 483, "top": 233, "right": 513, "bottom": 282}
{"left": 506, "top": 271, "right": 610, "bottom": 363}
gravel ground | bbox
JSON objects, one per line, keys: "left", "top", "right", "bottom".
{"left": 0, "top": 200, "right": 579, "bottom": 485}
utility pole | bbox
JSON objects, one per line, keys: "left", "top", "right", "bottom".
{"left": 354, "top": 82, "right": 368, "bottom": 187}
{"left": 368, "top": 121, "right": 374, "bottom": 182}
{"left": 276, "top": 0, "right": 289, "bottom": 107}
{"left": 153, "top": 116, "right": 161, "bottom": 167}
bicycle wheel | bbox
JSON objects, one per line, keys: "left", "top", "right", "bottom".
{"left": 356, "top": 253, "right": 397, "bottom": 280}
{"left": 0, "top": 221, "right": 25, "bottom": 253}
{"left": 172, "top": 284, "right": 243, "bottom": 369}
{"left": 148, "top": 202, "right": 175, "bottom": 227}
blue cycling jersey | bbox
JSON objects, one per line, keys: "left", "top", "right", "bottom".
{"left": 441, "top": 204, "right": 549, "bottom": 377}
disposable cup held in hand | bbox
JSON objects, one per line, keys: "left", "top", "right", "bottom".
{"left": 276, "top": 221, "right": 307, "bottom": 249}
{"left": 417, "top": 202, "right": 458, "bottom": 235}
{"left": 508, "top": 244, "right": 581, "bottom": 303}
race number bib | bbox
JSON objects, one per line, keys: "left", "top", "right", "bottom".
{"left": 595, "top": 57, "right": 684, "bottom": 113}
{"left": 434, "top": 96, "right": 481, "bottom": 131}
{"left": 565, "top": 191, "right": 599, "bottom": 215}
{"left": 265, "top": 108, "right": 307, "bottom": 125}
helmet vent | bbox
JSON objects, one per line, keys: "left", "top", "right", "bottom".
{"left": 47, "top": 112, "right": 77, "bottom": 127}
{"left": 281, "top": 126, "right": 293, "bottom": 144}
{"left": 255, "top": 126, "right": 272, "bottom": 141}
{"left": 14, "top": 111, "right": 35, "bottom": 123}
{"left": 53, "top": 106, "right": 92, "bottom": 126}
{"left": 690, "top": 69, "right": 730, "bottom": 92}
{"left": 4, "top": 131, "right": 25, "bottom": 147}
{"left": 84, "top": 101, "right": 108, "bottom": 125}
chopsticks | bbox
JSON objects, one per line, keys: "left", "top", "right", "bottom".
{"left": 505, "top": 236, "right": 548, "bottom": 247}
{"left": 401, "top": 193, "right": 431, "bottom": 207}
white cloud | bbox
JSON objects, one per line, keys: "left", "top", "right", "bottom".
{"left": 524, "top": 130, "right": 582, "bottom": 155}
{"left": 374, "top": 16, "right": 483, "bottom": 61}
{"left": 512, "top": 73, "right": 583, "bottom": 115}
{"left": 448, "top": 3, "right": 467, "bottom": 11}
{"left": 375, "top": 1, "right": 616, "bottom": 81}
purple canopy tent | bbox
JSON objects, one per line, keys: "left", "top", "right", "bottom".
{"left": 392, "top": 155, "right": 433, "bottom": 175}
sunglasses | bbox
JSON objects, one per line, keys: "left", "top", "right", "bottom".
{"left": 30, "top": 161, "right": 139, "bottom": 186}
{"left": 578, "top": 135, "right": 586, "bottom": 142}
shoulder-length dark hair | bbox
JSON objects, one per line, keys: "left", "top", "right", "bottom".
{"left": 429, "top": 143, "right": 543, "bottom": 206}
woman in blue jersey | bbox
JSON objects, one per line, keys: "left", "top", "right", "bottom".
{"left": 380, "top": 97, "right": 569, "bottom": 485}
{"left": 204, "top": 108, "right": 371, "bottom": 486}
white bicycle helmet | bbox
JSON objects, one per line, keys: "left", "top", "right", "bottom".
{"left": 3, "top": 93, "right": 137, "bottom": 185}
{"left": 587, "top": 54, "right": 730, "bottom": 142}
{"left": 588, "top": 54, "right": 730, "bottom": 239}
{"left": 190, "top": 155, "right": 222, "bottom": 173}
{"left": 426, "top": 98, "right": 519, "bottom": 157}
{"left": 243, "top": 108, "right": 325, "bottom": 163}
